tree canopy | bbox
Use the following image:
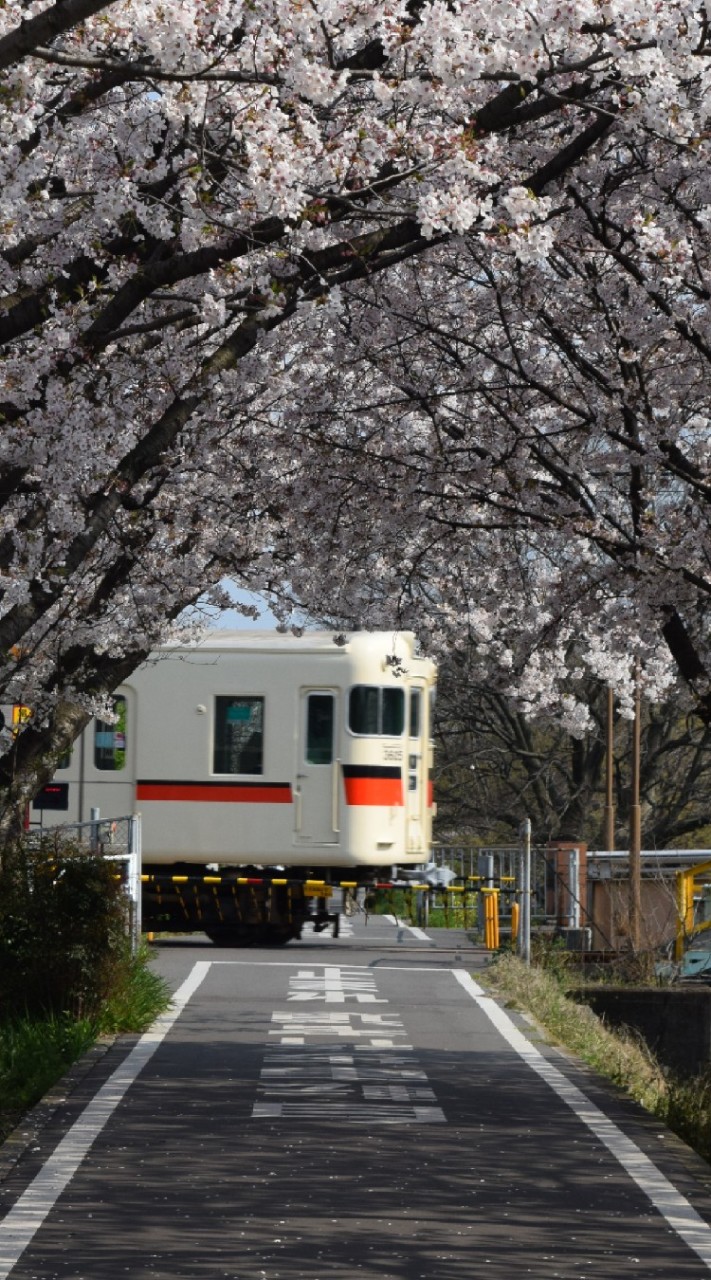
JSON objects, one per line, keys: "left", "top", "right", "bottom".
{"left": 433, "top": 664, "right": 711, "bottom": 849}
{"left": 1, "top": 1, "right": 710, "bottom": 822}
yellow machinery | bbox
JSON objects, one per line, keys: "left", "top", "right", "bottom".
{"left": 675, "top": 858, "right": 711, "bottom": 960}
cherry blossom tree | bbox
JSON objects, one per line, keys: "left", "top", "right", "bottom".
{"left": 263, "top": 128, "right": 711, "bottom": 738}
{"left": 1, "top": 0, "right": 709, "bottom": 833}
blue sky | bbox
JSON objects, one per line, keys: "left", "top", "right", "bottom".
{"left": 214, "top": 584, "right": 280, "bottom": 630}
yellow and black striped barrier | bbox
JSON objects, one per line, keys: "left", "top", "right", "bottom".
{"left": 139, "top": 872, "right": 515, "bottom": 948}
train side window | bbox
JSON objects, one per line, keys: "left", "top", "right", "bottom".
{"left": 349, "top": 686, "right": 404, "bottom": 736}
{"left": 306, "top": 693, "right": 334, "bottom": 764}
{"left": 409, "top": 689, "right": 422, "bottom": 738}
{"left": 94, "top": 696, "right": 127, "bottom": 771}
{"left": 214, "top": 696, "right": 264, "bottom": 775}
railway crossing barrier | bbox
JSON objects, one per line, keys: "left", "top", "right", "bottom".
{"left": 24, "top": 810, "right": 588, "bottom": 957}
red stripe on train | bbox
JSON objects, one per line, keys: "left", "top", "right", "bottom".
{"left": 343, "top": 777, "right": 404, "bottom": 806}
{"left": 136, "top": 782, "right": 292, "bottom": 804}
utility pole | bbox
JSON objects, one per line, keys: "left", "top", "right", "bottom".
{"left": 629, "top": 665, "right": 642, "bottom": 952}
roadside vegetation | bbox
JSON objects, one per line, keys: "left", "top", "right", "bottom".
{"left": 0, "top": 838, "right": 170, "bottom": 1144}
{"left": 483, "top": 950, "right": 711, "bottom": 1165}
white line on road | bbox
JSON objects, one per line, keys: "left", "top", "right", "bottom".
{"left": 453, "top": 969, "right": 711, "bottom": 1271}
{"left": 211, "top": 960, "right": 449, "bottom": 970}
{"left": 381, "top": 915, "right": 431, "bottom": 940}
{"left": 0, "top": 961, "right": 211, "bottom": 1280}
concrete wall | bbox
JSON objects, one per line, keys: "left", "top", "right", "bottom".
{"left": 574, "top": 986, "right": 711, "bottom": 1077}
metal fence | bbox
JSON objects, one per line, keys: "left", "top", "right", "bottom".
{"left": 432, "top": 842, "right": 556, "bottom": 917}
{"left": 429, "top": 831, "right": 590, "bottom": 959}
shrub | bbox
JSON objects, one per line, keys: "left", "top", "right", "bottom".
{"left": 0, "top": 836, "right": 129, "bottom": 1019}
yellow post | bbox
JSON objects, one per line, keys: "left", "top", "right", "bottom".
{"left": 491, "top": 890, "right": 500, "bottom": 949}
{"left": 483, "top": 889, "right": 500, "bottom": 950}
{"left": 676, "top": 867, "right": 696, "bottom": 960}
{"left": 511, "top": 901, "right": 520, "bottom": 941}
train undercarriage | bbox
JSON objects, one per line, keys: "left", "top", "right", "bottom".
{"left": 140, "top": 866, "right": 354, "bottom": 946}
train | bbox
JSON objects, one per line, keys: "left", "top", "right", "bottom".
{"left": 31, "top": 630, "right": 437, "bottom": 944}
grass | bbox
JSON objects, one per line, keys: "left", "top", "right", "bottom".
{"left": 366, "top": 887, "right": 481, "bottom": 930}
{"left": 0, "top": 944, "right": 170, "bottom": 1144}
{"left": 0, "top": 1016, "right": 97, "bottom": 1133}
{"left": 483, "top": 951, "right": 711, "bottom": 1164}
{"left": 94, "top": 943, "right": 171, "bottom": 1036}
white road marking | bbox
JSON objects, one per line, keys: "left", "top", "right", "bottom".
{"left": 0, "top": 961, "right": 211, "bottom": 1280}
{"left": 213, "top": 961, "right": 452, "bottom": 971}
{"left": 300, "top": 917, "right": 355, "bottom": 942}
{"left": 253, "top": 965, "right": 446, "bottom": 1123}
{"left": 453, "top": 969, "right": 711, "bottom": 1271}
{"left": 381, "top": 914, "right": 431, "bottom": 940}
{"left": 8, "top": 956, "right": 703, "bottom": 1272}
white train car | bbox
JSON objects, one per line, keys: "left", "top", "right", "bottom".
{"left": 33, "top": 630, "right": 436, "bottom": 943}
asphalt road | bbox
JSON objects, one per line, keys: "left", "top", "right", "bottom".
{"left": 3, "top": 909, "right": 711, "bottom": 1279}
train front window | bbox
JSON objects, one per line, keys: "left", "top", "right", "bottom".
{"left": 349, "top": 686, "right": 404, "bottom": 736}
{"left": 306, "top": 693, "right": 334, "bottom": 764}
{"left": 94, "top": 696, "right": 127, "bottom": 771}
{"left": 382, "top": 688, "right": 405, "bottom": 735}
{"left": 214, "top": 696, "right": 264, "bottom": 774}
{"left": 349, "top": 686, "right": 379, "bottom": 735}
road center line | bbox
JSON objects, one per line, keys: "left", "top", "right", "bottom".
{"left": 453, "top": 968, "right": 711, "bottom": 1271}
{"left": 0, "top": 961, "right": 211, "bottom": 1280}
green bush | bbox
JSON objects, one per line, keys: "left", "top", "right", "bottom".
{"left": 0, "top": 837, "right": 129, "bottom": 1019}
{"left": 0, "top": 837, "right": 170, "bottom": 1144}
{"left": 0, "top": 943, "right": 170, "bottom": 1143}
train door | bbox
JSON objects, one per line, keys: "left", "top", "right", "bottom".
{"left": 406, "top": 685, "right": 427, "bottom": 854}
{"left": 294, "top": 689, "right": 340, "bottom": 846}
